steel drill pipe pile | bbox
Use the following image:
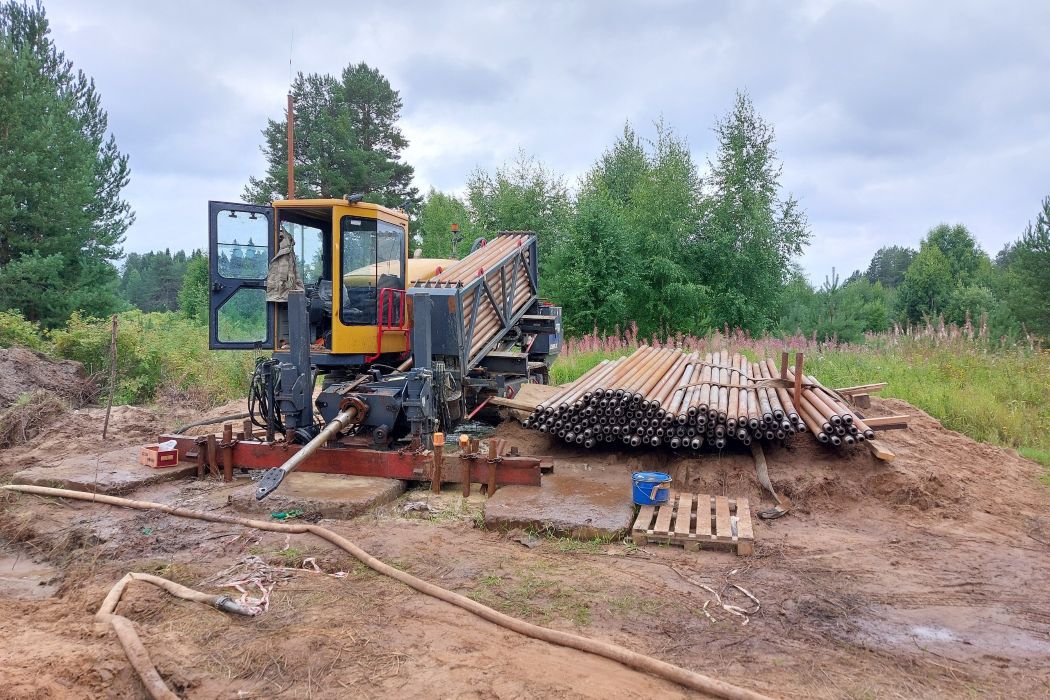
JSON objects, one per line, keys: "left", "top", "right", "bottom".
{"left": 415, "top": 234, "right": 535, "bottom": 359}
{"left": 524, "top": 347, "right": 873, "bottom": 451}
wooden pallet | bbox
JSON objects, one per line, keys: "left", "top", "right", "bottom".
{"left": 631, "top": 492, "right": 754, "bottom": 556}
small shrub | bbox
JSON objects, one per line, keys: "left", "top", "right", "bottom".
{"left": 0, "top": 311, "right": 48, "bottom": 352}
{"left": 50, "top": 310, "right": 257, "bottom": 407}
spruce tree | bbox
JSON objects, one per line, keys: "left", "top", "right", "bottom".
{"left": 1010, "top": 196, "right": 1050, "bottom": 337}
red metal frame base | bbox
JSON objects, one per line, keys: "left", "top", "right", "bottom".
{"left": 160, "top": 434, "right": 548, "bottom": 487}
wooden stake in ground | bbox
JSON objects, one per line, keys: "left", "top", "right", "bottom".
{"left": 102, "top": 314, "right": 118, "bottom": 439}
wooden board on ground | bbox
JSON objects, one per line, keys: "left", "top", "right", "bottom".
{"left": 862, "top": 414, "right": 912, "bottom": 431}
{"left": 866, "top": 438, "right": 896, "bottom": 462}
{"left": 836, "top": 382, "right": 887, "bottom": 395}
{"left": 631, "top": 491, "right": 754, "bottom": 556}
{"left": 489, "top": 382, "right": 561, "bottom": 413}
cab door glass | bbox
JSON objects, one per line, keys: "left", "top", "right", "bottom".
{"left": 216, "top": 210, "right": 269, "bottom": 279}
{"left": 341, "top": 217, "right": 378, "bottom": 325}
{"left": 217, "top": 287, "right": 268, "bottom": 342}
{"left": 284, "top": 221, "right": 324, "bottom": 284}
{"left": 340, "top": 217, "right": 405, "bottom": 326}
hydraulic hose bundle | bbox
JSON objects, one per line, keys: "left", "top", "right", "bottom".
{"left": 248, "top": 357, "right": 285, "bottom": 436}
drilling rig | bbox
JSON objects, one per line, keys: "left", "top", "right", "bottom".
{"left": 161, "top": 196, "right": 561, "bottom": 499}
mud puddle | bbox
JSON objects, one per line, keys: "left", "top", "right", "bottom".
{"left": 0, "top": 550, "right": 59, "bottom": 599}
{"left": 855, "top": 605, "right": 1050, "bottom": 661}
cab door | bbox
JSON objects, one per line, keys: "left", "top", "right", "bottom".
{"left": 208, "top": 201, "right": 275, "bottom": 350}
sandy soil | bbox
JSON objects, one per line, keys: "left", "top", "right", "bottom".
{"left": 1, "top": 396, "right": 1049, "bottom": 699}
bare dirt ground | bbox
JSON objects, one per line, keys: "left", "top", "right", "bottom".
{"left": 1, "top": 393, "right": 1049, "bottom": 699}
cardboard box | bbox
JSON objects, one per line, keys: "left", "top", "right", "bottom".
{"left": 140, "top": 444, "right": 179, "bottom": 468}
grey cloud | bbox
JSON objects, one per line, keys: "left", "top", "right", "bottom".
{"left": 35, "top": 0, "right": 1050, "bottom": 284}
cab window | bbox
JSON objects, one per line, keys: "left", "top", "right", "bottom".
{"left": 216, "top": 209, "right": 268, "bottom": 279}
{"left": 340, "top": 217, "right": 405, "bottom": 325}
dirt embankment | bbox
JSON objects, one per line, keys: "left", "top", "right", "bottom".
{"left": 0, "top": 391, "right": 1048, "bottom": 698}
{"left": 0, "top": 347, "right": 96, "bottom": 408}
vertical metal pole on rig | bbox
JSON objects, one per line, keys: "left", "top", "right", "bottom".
{"left": 286, "top": 93, "right": 295, "bottom": 199}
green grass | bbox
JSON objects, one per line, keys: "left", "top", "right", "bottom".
{"left": 468, "top": 568, "right": 592, "bottom": 626}
{"left": 806, "top": 346, "right": 1050, "bottom": 457}
{"left": 551, "top": 344, "right": 1050, "bottom": 480}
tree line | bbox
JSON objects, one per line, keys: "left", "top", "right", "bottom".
{"left": 4, "top": 1, "right": 1047, "bottom": 345}
{"left": 415, "top": 95, "right": 810, "bottom": 340}
{"left": 778, "top": 209, "right": 1050, "bottom": 343}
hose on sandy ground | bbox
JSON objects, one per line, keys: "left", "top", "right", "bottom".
{"left": 4, "top": 484, "right": 776, "bottom": 700}
{"left": 96, "top": 572, "right": 258, "bottom": 700}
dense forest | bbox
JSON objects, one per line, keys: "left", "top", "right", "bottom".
{"left": 2, "top": 1, "right": 1048, "bottom": 346}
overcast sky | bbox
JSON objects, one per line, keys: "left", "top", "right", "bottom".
{"left": 42, "top": 0, "right": 1050, "bottom": 282}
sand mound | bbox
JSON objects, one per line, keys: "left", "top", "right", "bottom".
{"left": 0, "top": 347, "right": 96, "bottom": 408}
{"left": 498, "top": 395, "right": 1045, "bottom": 520}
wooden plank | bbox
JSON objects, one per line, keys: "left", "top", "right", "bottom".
{"left": 862, "top": 414, "right": 912, "bottom": 429}
{"left": 866, "top": 438, "right": 896, "bottom": 462}
{"left": 491, "top": 382, "right": 560, "bottom": 412}
{"left": 836, "top": 382, "right": 887, "bottom": 395}
{"left": 632, "top": 505, "right": 656, "bottom": 545}
{"left": 735, "top": 498, "right": 754, "bottom": 556}
{"left": 793, "top": 353, "right": 804, "bottom": 408}
{"left": 673, "top": 492, "right": 693, "bottom": 537}
{"left": 735, "top": 498, "right": 754, "bottom": 540}
{"left": 652, "top": 495, "right": 675, "bottom": 536}
{"left": 714, "top": 496, "right": 732, "bottom": 541}
{"left": 488, "top": 396, "right": 539, "bottom": 411}
{"left": 695, "top": 494, "right": 712, "bottom": 538}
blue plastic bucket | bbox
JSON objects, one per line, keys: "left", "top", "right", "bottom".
{"left": 632, "top": 471, "right": 672, "bottom": 505}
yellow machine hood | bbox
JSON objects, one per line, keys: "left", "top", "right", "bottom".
{"left": 342, "top": 258, "right": 457, "bottom": 287}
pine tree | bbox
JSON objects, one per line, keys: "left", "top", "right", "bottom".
{"left": 1009, "top": 196, "right": 1050, "bottom": 337}
{"left": 0, "top": 0, "right": 132, "bottom": 326}
{"left": 244, "top": 63, "right": 419, "bottom": 208}
{"left": 178, "top": 252, "right": 209, "bottom": 324}
{"left": 864, "top": 245, "right": 916, "bottom": 287}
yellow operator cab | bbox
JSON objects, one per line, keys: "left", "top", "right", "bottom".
{"left": 206, "top": 197, "right": 454, "bottom": 361}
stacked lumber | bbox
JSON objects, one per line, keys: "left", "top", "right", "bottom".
{"left": 522, "top": 346, "right": 875, "bottom": 452}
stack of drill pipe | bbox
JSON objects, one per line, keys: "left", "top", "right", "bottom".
{"left": 419, "top": 234, "right": 534, "bottom": 360}
{"left": 523, "top": 347, "right": 815, "bottom": 451}
{"left": 782, "top": 367, "right": 876, "bottom": 447}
